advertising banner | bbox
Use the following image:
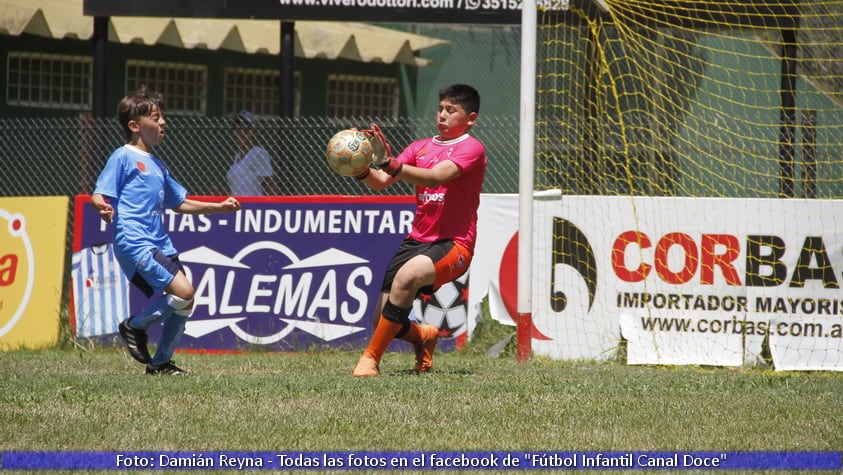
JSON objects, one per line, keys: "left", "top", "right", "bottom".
{"left": 0, "top": 197, "right": 68, "bottom": 351}
{"left": 73, "top": 193, "right": 841, "bottom": 370}
{"left": 72, "top": 195, "right": 470, "bottom": 353}
{"left": 533, "top": 195, "right": 843, "bottom": 371}
{"left": 470, "top": 194, "right": 520, "bottom": 331}
{"left": 83, "top": 0, "right": 570, "bottom": 25}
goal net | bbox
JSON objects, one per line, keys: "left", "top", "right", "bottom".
{"left": 527, "top": 0, "right": 843, "bottom": 370}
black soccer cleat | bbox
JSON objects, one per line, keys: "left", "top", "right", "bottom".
{"left": 118, "top": 318, "right": 151, "bottom": 364}
{"left": 145, "top": 360, "right": 190, "bottom": 376}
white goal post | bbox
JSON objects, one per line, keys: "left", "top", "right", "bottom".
{"left": 517, "top": 0, "right": 537, "bottom": 362}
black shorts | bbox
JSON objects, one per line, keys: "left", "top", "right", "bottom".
{"left": 380, "top": 238, "right": 472, "bottom": 296}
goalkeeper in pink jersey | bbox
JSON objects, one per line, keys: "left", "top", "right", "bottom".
{"left": 352, "top": 84, "right": 487, "bottom": 377}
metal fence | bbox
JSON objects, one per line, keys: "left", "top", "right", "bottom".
{"left": 1, "top": 115, "right": 522, "bottom": 200}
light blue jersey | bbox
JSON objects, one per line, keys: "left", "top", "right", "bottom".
{"left": 93, "top": 144, "right": 187, "bottom": 278}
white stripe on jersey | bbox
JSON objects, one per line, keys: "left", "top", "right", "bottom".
{"left": 71, "top": 243, "right": 130, "bottom": 337}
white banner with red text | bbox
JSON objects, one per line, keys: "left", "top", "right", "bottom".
{"left": 528, "top": 194, "right": 842, "bottom": 371}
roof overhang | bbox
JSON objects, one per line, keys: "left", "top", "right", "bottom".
{"left": 0, "top": 0, "right": 449, "bottom": 67}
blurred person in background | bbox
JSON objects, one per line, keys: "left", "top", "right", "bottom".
{"left": 227, "top": 110, "right": 279, "bottom": 195}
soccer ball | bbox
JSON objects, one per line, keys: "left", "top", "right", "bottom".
{"left": 325, "top": 129, "right": 373, "bottom": 177}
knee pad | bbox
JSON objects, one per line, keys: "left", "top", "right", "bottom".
{"left": 395, "top": 320, "right": 412, "bottom": 339}
{"left": 167, "top": 294, "right": 193, "bottom": 310}
{"left": 382, "top": 300, "right": 411, "bottom": 324}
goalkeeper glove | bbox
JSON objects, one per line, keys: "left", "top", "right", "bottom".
{"left": 376, "top": 158, "right": 402, "bottom": 177}
{"left": 363, "top": 123, "right": 403, "bottom": 177}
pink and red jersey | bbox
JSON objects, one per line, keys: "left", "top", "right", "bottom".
{"left": 396, "top": 133, "right": 486, "bottom": 251}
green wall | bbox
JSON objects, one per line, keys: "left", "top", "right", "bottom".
{"left": 0, "top": 33, "right": 408, "bottom": 119}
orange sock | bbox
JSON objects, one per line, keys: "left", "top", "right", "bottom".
{"left": 397, "top": 321, "right": 421, "bottom": 344}
{"left": 362, "top": 317, "right": 404, "bottom": 363}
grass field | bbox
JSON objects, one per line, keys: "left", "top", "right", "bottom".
{"left": 2, "top": 315, "right": 842, "bottom": 475}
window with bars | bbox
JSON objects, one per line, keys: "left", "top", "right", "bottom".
{"left": 125, "top": 60, "right": 207, "bottom": 114}
{"left": 326, "top": 75, "right": 399, "bottom": 118}
{"left": 224, "top": 68, "right": 300, "bottom": 117}
{"left": 6, "top": 53, "right": 91, "bottom": 109}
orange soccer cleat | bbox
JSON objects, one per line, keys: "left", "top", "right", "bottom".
{"left": 411, "top": 323, "right": 439, "bottom": 373}
{"left": 352, "top": 354, "right": 380, "bottom": 377}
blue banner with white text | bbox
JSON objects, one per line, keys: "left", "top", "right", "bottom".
{"left": 72, "top": 195, "right": 464, "bottom": 353}
{"left": 2, "top": 451, "right": 840, "bottom": 471}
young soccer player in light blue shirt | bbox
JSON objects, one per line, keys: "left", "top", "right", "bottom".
{"left": 91, "top": 86, "right": 241, "bottom": 375}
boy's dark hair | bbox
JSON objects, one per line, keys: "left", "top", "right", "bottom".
{"left": 439, "top": 84, "right": 480, "bottom": 115}
{"left": 117, "top": 85, "right": 165, "bottom": 139}
{"left": 232, "top": 110, "right": 257, "bottom": 129}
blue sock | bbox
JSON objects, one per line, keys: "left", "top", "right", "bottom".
{"left": 130, "top": 294, "right": 174, "bottom": 330}
{"left": 150, "top": 314, "right": 188, "bottom": 366}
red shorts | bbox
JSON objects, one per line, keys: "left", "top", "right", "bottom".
{"left": 380, "top": 238, "right": 473, "bottom": 296}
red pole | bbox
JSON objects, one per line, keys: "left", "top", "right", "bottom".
{"left": 517, "top": 312, "right": 532, "bottom": 362}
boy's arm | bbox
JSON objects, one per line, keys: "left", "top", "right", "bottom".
{"left": 90, "top": 193, "right": 114, "bottom": 223}
{"left": 175, "top": 197, "right": 241, "bottom": 215}
{"left": 355, "top": 161, "right": 460, "bottom": 191}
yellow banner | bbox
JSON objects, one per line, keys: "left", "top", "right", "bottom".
{"left": 0, "top": 197, "right": 68, "bottom": 350}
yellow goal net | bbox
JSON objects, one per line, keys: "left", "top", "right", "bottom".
{"left": 534, "top": 0, "right": 842, "bottom": 198}
{"left": 525, "top": 1, "right": 843, "bottom": 370}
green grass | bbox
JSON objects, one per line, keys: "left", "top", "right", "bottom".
{"left": 2, "top": 318, "right": 841, "bottom": 474}
{"left": 3, "top": 347, "right": 841, "bottom": 451}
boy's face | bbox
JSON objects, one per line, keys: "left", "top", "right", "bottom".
{"left": 436, "top": 98, "right": 477, "bottom": 141}
{"left": 234, "top": 127, "right": 255, "bottom": 147}
{"left": 129, "top": 104, "right": 166, "bottom": 146}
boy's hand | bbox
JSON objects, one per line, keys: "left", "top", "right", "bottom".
{"left": 219, "top": 196, "right": 241, "bottom": 213}
{"left": 363, "top": 123, "right": 402, "bottom": 177}
{"left": 90, "top": 194, "right": 114, "bottom": 223}
{"left": 98, "top": 205, "right": 114, "bottom": 223}
{"left": 362, "top": 124, "right": 392, "bottom": 162}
